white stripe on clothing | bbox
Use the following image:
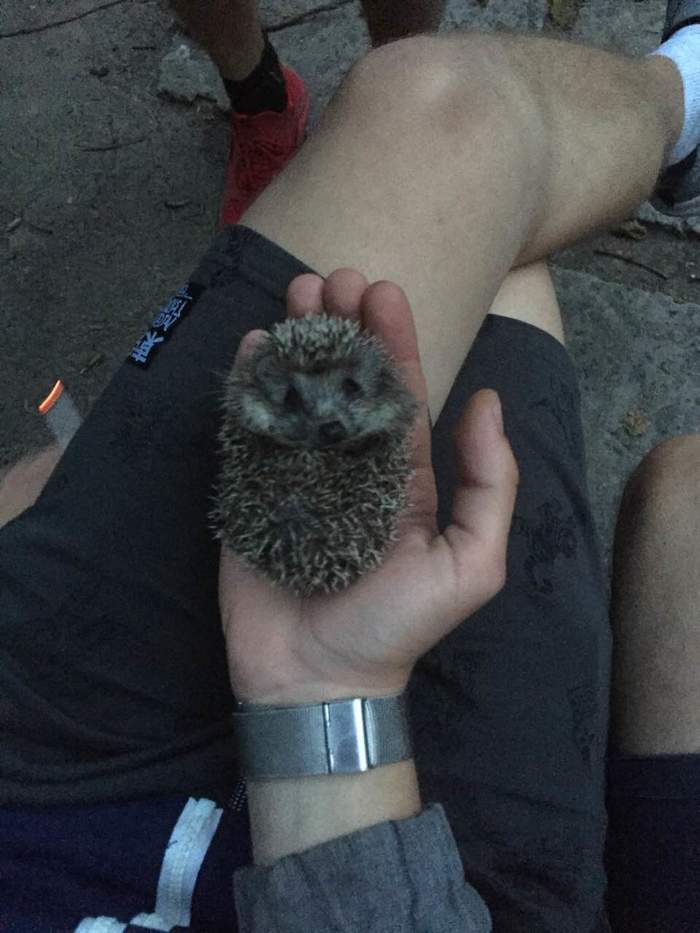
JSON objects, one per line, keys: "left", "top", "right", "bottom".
{"left": 75, "top": 919, "right": 128, "bottom": 932}
{"left": 131, "top": 798, "right": 223, "bottom": 930}
{"left": 74, "top": 798, "right": 222, "bottom": 933}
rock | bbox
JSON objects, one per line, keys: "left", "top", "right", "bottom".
{"left": 637, "top": 199, "right": 700, "bottom": 236}
{"left": 158, "top": 39, "right": 230, "bottom": 111}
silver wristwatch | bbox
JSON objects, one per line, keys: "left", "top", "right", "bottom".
{"left": 231, "top": 692, "right": 413, "bottom": 779}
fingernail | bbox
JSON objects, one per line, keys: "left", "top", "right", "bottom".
{"left": 490, "top": 393, "right": 504, "bottom": 434}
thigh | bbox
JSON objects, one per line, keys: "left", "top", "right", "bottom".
{"left": 0, "top": 227, "right": 315, "bottom": 808}
{"left": 408, "top": 314, "right": 611, "bottom": 933}
{"left": 604, "top": 437, "right": 700, "bottom": 932}
{"left": 608, "top": 436, "right": 700, "bottom": 757}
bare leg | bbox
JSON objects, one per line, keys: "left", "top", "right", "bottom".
{"left": 360, "top": 0, "right": 446, "bottom": 46}
{"left": 241, "top": 33, "right": 682, "bottom": 419}
{"left": 0, "top": 446, "right": 62, "bottom": 530}
{"left": 610, "top": 436, "right": 700, "bottom": 755}
{"left": 169, "top": 0, "right": 265, "bottom": 81}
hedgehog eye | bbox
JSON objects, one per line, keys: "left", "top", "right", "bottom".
{"left": 343, "top": 377, "right": 362, "bottom": 397}
{"left": 284, "top": 386, "right": 303, "bottom": 412}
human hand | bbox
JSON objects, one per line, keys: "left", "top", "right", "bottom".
{"left": 219, "top": 268, "right": 519, "bottom": 706}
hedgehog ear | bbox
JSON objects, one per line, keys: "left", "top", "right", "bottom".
{"left": 253, "top": 346, "right": 287, "bottom": 390}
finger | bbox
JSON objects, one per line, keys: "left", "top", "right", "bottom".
{"left": 444, "top": 389, "right": 519, "bottom": 601}
{"left": 361, "top": 281, "right": 437, "bottom": 530}
{"left": 362, "top": 281, "right": 432, "bottom": 470}
{"left": 287, "top": 273, "right": 325, "bottom": 317}
{"left": 233, "top": 329, "right": 268, "bottom": 367}
{"left": 322, "top": 268, "right": 369, "bottom": 321}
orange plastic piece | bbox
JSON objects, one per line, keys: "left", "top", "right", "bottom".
{"left": 38, "top": 380, "right": 64, "bottom": 415}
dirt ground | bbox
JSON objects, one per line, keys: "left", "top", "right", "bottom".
{"left": 2, "top": 0, "right": 228, "bottom": 470}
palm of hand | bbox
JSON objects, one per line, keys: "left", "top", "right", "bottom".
{"left": 219, "top": 268, "right": 518, "bottom": 706}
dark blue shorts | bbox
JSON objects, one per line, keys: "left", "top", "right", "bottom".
{"left": 605, "top": 754, "right": 700, "bottom": 932}
{"left": 0, "top": 226, "right": 697, "bottom": 932}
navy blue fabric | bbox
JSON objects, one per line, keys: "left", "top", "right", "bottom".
{"left": 0, "top": 792, "right": 251, "bottom": 932}
{"left": 605, "top": 754, "right": 700, "bottom": 932}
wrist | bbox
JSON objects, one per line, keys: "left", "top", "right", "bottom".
{"left": 234, "top": 676, "right": 410, "bottom": 708}
{"left": 247, "top": 759, "right": 421, "bottom": 866}
{"left": 233, "top": 690, "right": 418, "bottom": 864}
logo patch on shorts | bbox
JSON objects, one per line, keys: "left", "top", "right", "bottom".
{"left": 128, "top": 282, "right": 205, "bottom": 367}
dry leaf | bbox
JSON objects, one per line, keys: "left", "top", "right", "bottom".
{"left": 623, "top": 410, "right": 650, "bottom": 437}
{"left": 547, "top": 0, "right": 582, "bottom": 29}
{"left": 612, "top": 220, "right": 647, "bottom": 241}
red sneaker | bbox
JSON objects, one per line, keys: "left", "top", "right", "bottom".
{"left": 219, "top": 66, "right": 310, "bottom": 228}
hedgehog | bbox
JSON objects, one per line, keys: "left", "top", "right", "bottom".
{"left": 210, "top": 313, "right": 418, "bottom": 596}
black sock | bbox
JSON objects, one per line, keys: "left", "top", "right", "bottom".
{"left": 223, "top": 35, "right": 287, "bottom": 115}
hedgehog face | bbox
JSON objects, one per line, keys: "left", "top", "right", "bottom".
{"left": 237, "top": 342, "right": 416, "bottom": 450}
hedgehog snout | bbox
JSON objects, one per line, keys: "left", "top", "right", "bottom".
{"left": 318, "top": 420, "right": 347, "bottom": 446}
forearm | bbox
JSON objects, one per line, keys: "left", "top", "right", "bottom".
{"left": 248, "top": 759, "right": 421, "bottom": 866}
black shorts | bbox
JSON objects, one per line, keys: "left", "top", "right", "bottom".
{"left": 0, "top": 225, "right": 694, "bottom": 932}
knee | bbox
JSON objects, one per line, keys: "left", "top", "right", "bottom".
{"left": 619, "top": 435, "right": 700, "bottom": 534}
{"left": 625, "top": 435, "right": 700, "bottom": 503}
{"left": 341, "top": 33, "right": 537, "bottom": 144}
{"left": 346, "top": 35, "right": 461, "bottom": 106}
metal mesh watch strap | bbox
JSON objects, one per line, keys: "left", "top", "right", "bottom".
{"left": 231, "top": 693, "right": 413, "bottom": 779}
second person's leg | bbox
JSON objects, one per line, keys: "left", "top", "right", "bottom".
{"left": 170, "top": 0, "right": 447, "bottom": 73}
{"left": 170, "top": 0, "right": 265, "bottom": 83}
{"left": 168, "top": 1, "right": 450, "bottom": 224}
{"left": 605, "top": 437, "right": 700, "bottom": 932}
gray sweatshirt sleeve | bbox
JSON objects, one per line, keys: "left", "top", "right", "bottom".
{"left": 232, "top": 802, "right": 492, "bottom": 932}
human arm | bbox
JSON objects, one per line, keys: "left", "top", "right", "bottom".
{"left": 220, "top": 268, "right": 517, "bottom": 929}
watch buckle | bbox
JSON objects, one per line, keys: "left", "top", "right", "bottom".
{"left": 323, "top": 698, "right": 371, "bottom": 773}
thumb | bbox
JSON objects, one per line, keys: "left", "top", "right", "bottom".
{"left": 234, "top": 329, "right": 268, "bottom": 367}
{"left": 446, "top": 389, "right": 519, "bottom": 604}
